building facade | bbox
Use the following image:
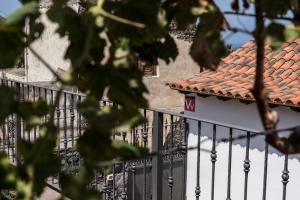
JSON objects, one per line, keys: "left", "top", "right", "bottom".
{"left": 170, "top": 40, "right": 300, "bottom": 199}
{"left": 1, "top": 0, "right": 199, "bottom": 111}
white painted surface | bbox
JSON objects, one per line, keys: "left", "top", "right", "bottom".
{"left": 185, "top": 95, "right": 300, "bottom": 200}
{"left": 27, "top": 6, "right": 78, "bottom": 82}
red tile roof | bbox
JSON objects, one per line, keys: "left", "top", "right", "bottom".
{"left": 169, "top": 39, "right": 300, "bottom": 107}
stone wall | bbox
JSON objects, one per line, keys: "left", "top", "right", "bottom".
{"left": 143, "top": 37, "right": 199, "bottom": 111}
{"left": 26, "top": 3, "right": 199, "bottom": 111}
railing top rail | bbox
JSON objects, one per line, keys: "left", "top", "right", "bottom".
{"left": 0, "top": 78, "right": 261, "bottom": 133}
{"left": 148, "top": 108, "right": 262, "bottom": 133}
{"left": 0, "top": 77, "right": 86, "bottom": 97}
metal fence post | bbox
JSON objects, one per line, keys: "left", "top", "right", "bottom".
{"left": 152, "top": 111, "right": 163, "bottom": 200}
{"left": 15, "top": 82, "right": 22, "bottom": 166}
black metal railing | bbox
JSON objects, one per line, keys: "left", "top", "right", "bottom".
{"left": 0, "top": 78, "right": 296, "bottom": 200}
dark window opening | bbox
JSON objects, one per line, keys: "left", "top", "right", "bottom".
{"left": 137, "top": 59, "right": 158, "bottom": 77}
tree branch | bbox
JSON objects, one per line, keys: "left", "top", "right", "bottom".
{"left": 252, "top": 0, "right": 300, "bottom": 154}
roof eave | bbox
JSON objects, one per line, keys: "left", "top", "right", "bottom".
{"left": 169, "top": 86, "right": 300, "bottom": 109}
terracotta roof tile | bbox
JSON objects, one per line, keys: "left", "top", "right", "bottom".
{"left": 169, "top": 39, "right": 300, "bottom": 106}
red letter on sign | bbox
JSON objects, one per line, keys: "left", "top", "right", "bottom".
{"left": 185, "top": 96, "right": 195, "bottom": 112}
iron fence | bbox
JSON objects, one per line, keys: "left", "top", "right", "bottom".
{"left": 0, "top": 78, "right": 296, "bottom": 200}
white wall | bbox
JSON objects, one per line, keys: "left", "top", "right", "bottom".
{"left": 27, "top": 5, "right": 79, "bottom": 82}
{"left": 185, "top": 95, "right": 300, "bottom": 200}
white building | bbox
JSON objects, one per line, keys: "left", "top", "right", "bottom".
{"left": 169, "top": 40, "right": 300, "bottom": 200}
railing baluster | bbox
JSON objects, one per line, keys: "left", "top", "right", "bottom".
{"left": 211, "top": 124, "right": 217, "bottom": 200}
{"left": 3, "top": 117, "right": 7, "bottom": 157}
{"left": 112, "top": 164, "right": 116, "bottom": 200}
{"left": 7, "top": 114, "right": 11, "bottom": 160}
{"left": 0, "top": 117, "right": 4, "bottom": 152}
{"left": 226, "top": 128, "right": 233, "bottom": 200}
{"left": 63, "top": 93, "right": 67, "bottom": 171}
{"left": 103, "top": 170, "right": 107, "bottom": 200}
{"left": 142, "top": 110, "right": 147, "bottom": 200}
{"left": 152, "top": 111, "right": 163, "bottom": 200}
{"left": 131, "top": 162, "right": 136, "bottom": 200}
{"left": 282, "top": 154, "right": 289, "bottom": 200}
{"left": 70, "top": 94, "right": 75, "bottom": 148}
{"left": 21, "top": 84, "right": 25, "bottom": 139}
{"left": 182, "top": 119, "right": 188, "bottom": 200}
{"left": 32, "top": 86, "right": 36, "bottom": 141}
{"left": 195, "top": 121, "right": 201, "bottom": 200}
{"left": 168, "top": 115, "right": 174, "bottom": 200}
{"left": 243, "top": 131, "right": 251, "bottom": 200}
{"left": 56, "top": 93, "right": 61, "bottom": 154}
{"left": 262, "top": 142, "right": 269, "bottom": 200}
{"left": 70, "top": 94, "right": 75, "bottom": 171}
{"left": 78, "top": 95, "right": 82, "bottom": 137}
{"left": 15, "top": 82, "right": 21, "bottom": 165}
{"left": 44, "top": 88, "right": 48, "bottom": 123}
{"left": 130, "top": 127, "right": 136, "bottom": 200}
{"left": 135, "top": 127, "right": 138, "bottom": 146}
{"left": 122, "top": 132, "right": 127, "bottom": 200}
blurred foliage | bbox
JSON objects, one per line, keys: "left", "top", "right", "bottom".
{"left": 0, "top": 0, "right": 300, "bottom": 199}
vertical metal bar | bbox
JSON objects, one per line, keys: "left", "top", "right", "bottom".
{"left": 282, "top": 154, "right": 289, "bottom": 200}
{"left": 103, "top": 170, "right": 107, "bottom": 200}
{"left": 94, "top": 171, "right": 98, "bottom": 190}
{"left": 33, "top": 86, "right": 36, "bottom": 141}
{"left": 50, "top": 90, "right": 54, "bottom": 105}
{"left": 3, "top": 117, "right": 7, "bottom": 156}
{"left": 152, "top": 111, "right": 163, "bottom": 200}
{"left": 168, "top": 115, "right": 174, "bottom": 200}
{"left": 226, "top": 128, "right": 233, "bottom": 200}
{"left": 195, "top": 121, "right": 201, "bottom": 200}
{"left": 78, "top": 96, "right": 82, "bottom": 136}
{"left": 38, "top": 87, "right": 41, "bottom": 99}
{"left": 50, "top": 88, "right": 55, "bottom": 185}
{"left": 130, "top": 129, "right": 133, "bottom": 146}
{"left": 122, "top": 132, "right": 127, "bottom": 200}
{"left": 243, "top": 132, "right": 251, "bottom": 200}
{"left": 211, "top": 124, "right": 217, "bottom": 200}
{"left": 262, "top": 142, "right": 269, "bottom": 200}
{"left": 131, "top": 162, "right": 136, "bottom": 200}
{"left": 131, "top": 127, "right": 136, "bottom": 200}
{"left": 70, "top": 94, "right": 75, "bottom": 148}
{"left": 21, "top": 84, "right": 25, "bottom": 139}
{"left": 15, "top": 82, "right": 21, "bottom": 166}
{"left": 63, "top": 92, "right": 67, "bottom": 170}
{"left": 44, "top": 88, "right": 48, "bottom": 122}
{"left": 7, "top": 115, "right": 11, "bottom": 160}
{"left": 142, "top": 110, "right": 147, "bottom": 200}
{"left": 56, "top": 92, "right": 61, "bottom": 154}
{"left": 0, "top": 118, "right": 4, "bottom": 152}
{"left": 112, "top": 164, "right": 116, "bottom": 200}
{"left": 70, "top": 94, "right": 75, "bottom": 171}
{"left": 182, "top": 119, "right": 188, "bottom": 200}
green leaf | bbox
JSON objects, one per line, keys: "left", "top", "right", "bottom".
{"left": 133, "top": 34, "right": 178, "bottom": 64}
{"left": 112, "top": 140, "right": 141, "bottom": 158}
{"left": 174, "top": 0, "right": 199, "bottom": 29}
{"left": 265, "top": 22, "right": 286, "bottom": 50}
{"left": 262, "top": 0, "right": 289, "bottom": 18}
{"left": 17, "top": 99, "right": 49, "bottom": 130}
{"left": 190, "top": 26, "right": 228, "bottom": 70}
{"left": 0, "top": 86, "right": 17, "bottom": 122}
{"left": 0, "top": 26, "right": 25, "bottom": 68}
{"left": 189, "top": 1, "right": 228, "bottom": 70}
{"left": 0, "top": 153, "right": 16, "bottom": 189}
